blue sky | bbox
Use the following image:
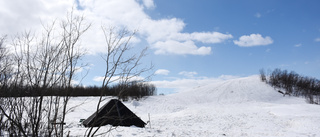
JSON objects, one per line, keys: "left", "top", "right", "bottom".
{"left": 1, "top": 0, "right": 320, "bottom": 94}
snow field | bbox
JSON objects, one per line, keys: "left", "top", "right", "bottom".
{"left": 65, "top": 76, "right": 320, "bottom": 136}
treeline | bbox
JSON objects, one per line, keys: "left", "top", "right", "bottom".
{"left": 0, "top": 81, "right": 156, "bottom": 100}
{"left": 260, "top": 68, "right": 320, "bottom": 104}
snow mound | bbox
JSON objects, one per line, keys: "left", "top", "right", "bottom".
{"left": 172, "top": 75, "right": 283, "bottom": 104}
{"left": 137, "top": 75, "right": 283, "bottom": 114}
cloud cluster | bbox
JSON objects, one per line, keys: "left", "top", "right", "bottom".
{"left": 234, "top": 34, "right": 273, "bottom": 47}
{"left": 0, "top": 0, "right": 275, "bottom": 58}
{"left": 0, "top": 0, "right": 235, "bottom": 56}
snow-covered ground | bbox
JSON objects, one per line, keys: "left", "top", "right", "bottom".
{"left": 65, "top": 75, "right": 320, "bottom": 137}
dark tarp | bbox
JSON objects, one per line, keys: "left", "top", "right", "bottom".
{"left": 82, "top": 99, "right": 145, "bottom": 128}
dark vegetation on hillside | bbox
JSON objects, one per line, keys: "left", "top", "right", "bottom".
{"left": 260, "top": 68, "right": 320, "bottom": 104}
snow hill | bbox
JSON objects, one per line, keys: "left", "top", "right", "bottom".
{"left": 66, "top": 75, "right": 320, "bottom": 137}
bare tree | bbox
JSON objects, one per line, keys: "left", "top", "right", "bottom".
{"left": 85, "top": 26, "right": 153, "bottom": 137}
{"left": 59, "top": 10, "right": 91, "bottom": 137}
{"left": 0, "top": 11, "right": 90, "bottom": 137}
{"left": 259, "top": 68, "right": 266, "bottom": 82}
{"left": 0, "top": 36, "right": 13, "bottom": 136}
{"left": 0, "top": 36, "right": 13, "bottom": 92}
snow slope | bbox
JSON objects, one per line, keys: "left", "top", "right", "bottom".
{"left": 65, "top": 75, "right": 320, "bottom": 136}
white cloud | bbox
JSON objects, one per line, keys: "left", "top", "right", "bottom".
{"left": 169, "top": 32, "right": 233, "bottom": 44}
{"left": 150, "top": 31, "right": 231, "bottom": 55}
{"left": 93, "top": 76, "right": 105, "bottom": 82}
{"left": 141, "top": 18, "right": 186, "bottom": 43}
{"left": 179, "top": 71, "right": 198, "bottom": 78}
{"left": 255, "top": 12, "right": 261, "bottom": 18}
{"left": 234, "top": 34, "right": 273, "bottom": 47}
{"left": 155, "top": 69, "right": 170, "bottom": 75}
{"left": 190, "top": 32, "right": 233, "bottom": 43}
{"left": 142, "top": 0, "right": 155, "bottom": 9}
{"left": 153, "top": 40, "right": 211, "bottom": 55}
{"left": 0, "top": 0, "right": 73, "bottom": 36}
{"left": 315, "top": 38, "right": 320, "bottom": 42}
{"left": 294, "top": 43, "right": 302, "bottom": 47}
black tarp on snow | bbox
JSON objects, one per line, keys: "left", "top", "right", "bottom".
{"left": 82, "top": 99, "right": 145, "bottom": 128}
